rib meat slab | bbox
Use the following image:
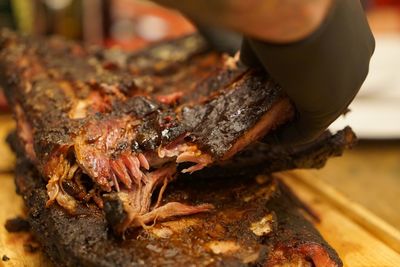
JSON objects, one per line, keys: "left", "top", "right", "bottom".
{"left": 1, "top": 30, "right": 356, "bottom": 267}
{"left": 12, "top": 142, "right": 345, "bottom": 267}
{"left": 7, "top": 123, "right": 354, "bottom": 267}
{"left": 0, "top": 30, "right": 293, "bottom": 231}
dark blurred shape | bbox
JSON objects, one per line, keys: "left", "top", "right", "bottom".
{"left": 82, "top": 0, "right": 109, "bottom": 45}
{"left": 5, "top": 216, "right": 30, "bottom": 233}
{"left": 33, "top": 0, "right": 83, "bottom": 39}
{"left": 0, "top": 1, "right": 13, "bottom": 111}
{"left": 193, "top": 21, "right": 241, "bottom": 55}
{"left": 0, "top": 0, "right": 15, "bottom": 29}
{"left": 0, "top": 89, "right": 8, "bottom": 112}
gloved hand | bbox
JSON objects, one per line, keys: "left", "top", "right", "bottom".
{"left": 157, "top": 0, "right": 374, "bottom": 146}
{"left": 240, "top": 0, "right": 374, "bottom": 145}
{"left": 196, "top": 0, "right": 374, "bottom": 146}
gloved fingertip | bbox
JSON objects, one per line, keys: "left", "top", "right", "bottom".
{"left": 274, "top": 123, "right": 320, "bottom": 147}
{"left": 240, "top": 38, "right": 262, "bottom": 67}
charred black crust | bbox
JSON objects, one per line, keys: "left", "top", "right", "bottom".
{"left": 190, "top": 127, "right": 357, "bottom": 179}
{"left": 8, "top": 126, "right": 346, "bottom": 267}
{"left": 0, "top": 29, "right": 292, "bottom": 166}
{"left": 7, "top": 116, "right": 346, "bottom": 266}
{"left": 1, "top": 30, "right": 347, "bottom": 266}
{"left": 112, "top": 96, "right": 159, "bottom": 117}
{"left": 103, "top": 194, "right": 128, "bottom": 235}
{"left": 183, "top": 71, "right": 287, "bottom": 158}
{"left": 4, "top": 217, "right": 30, "bottom": 233}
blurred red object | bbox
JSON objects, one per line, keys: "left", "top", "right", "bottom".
{"left": 104, "top": 0, "right": 195, "bottom": 51}
{"left": 367, "top": 0, "right": 400, "bottom": 33}
{"left": 373, "top": 0, "right": 400, "bottom": 6}
{"left": 0, "top": 89, "right": 8, "bottom": 112}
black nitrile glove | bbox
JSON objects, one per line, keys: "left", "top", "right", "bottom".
{"left": 240, "top": 0, "right": 375, "bottom": 145}
{"left": 190, "top": 0, "right": 374, "bottom": 146}
{"left": 191, "top": 20, "right": 242, "bottom": 56}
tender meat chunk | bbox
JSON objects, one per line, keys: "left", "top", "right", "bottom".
{"left": 0, "top": 29, "right": 293, "bottom": 230}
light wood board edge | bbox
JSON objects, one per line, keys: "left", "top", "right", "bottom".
{"left": 282, "top": 169, "right": 400, "bottom": 254}
{"left": 0, "top": 115, "right": 15, "bottom": 173}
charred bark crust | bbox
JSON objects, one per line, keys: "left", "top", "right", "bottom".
{"left": 1, "top": 30, "right": 350, "bottom": 266}
{"left": 8, "top": 132, "right": 345, "bottom": 267}
{"left": 189, "top": 126, "right": 357, "bottom": 179}
{"left": 14, "top": 157, "right": 342, "bottom": 267}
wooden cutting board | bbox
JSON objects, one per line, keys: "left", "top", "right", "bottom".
{"left": 0, "top": 115, "right": 15, "bottom": 173}
{"left": 278, "top": 172, "right": 400, "bottom": 266}
{"left": 0, "top": 115, "right": 400, "bottom": 266}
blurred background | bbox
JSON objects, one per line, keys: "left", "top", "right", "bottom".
{"left": 0, "top": 0, "right": 195, "bottom": 49}
{"left": 0, "top": 0, "right": 399, "bottom": 229}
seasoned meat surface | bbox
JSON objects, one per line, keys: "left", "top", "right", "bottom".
{"left": 8, "top": 122, "right": 353, "bottom": 266}
{"left": 14, "top": 153, "right": 343, "bottom": 267}
{"left": 1, "top": 27, "right": 359, "bottom": 267}
{"left": 0, "top": 29, "right": 293, "bottom": 230}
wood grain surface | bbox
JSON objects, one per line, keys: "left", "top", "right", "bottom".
{"left": 277, "top": 171, "right": 400, "bottom": 267}
{"left": 313, "top": 141, "right": 400, "bottom": 229}
{"left": 0, "top": 115, "right": 15, "bottom": 173}
{"left": 279, "top": 172, "right": 400, "bottom": 267}
{"left": 287, "top": 170, "right": 400, "bottom": 254}
{"left": 0, "top": 173, "right": 52, "bottom": 267}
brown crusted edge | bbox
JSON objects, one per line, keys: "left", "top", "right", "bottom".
{"left": 7, "top": 129, "right": 348, "bottom": 267}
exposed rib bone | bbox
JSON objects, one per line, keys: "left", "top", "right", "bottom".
{"left": 122, "top": 155, "right": 142, "bottom": 185}
{"left": 159, "top": 144, "right": 213, "bottom": 173}
{"left": 110, "top": 159, "right": 132, "bottom": 189}
{"left": 138, "top": 153, "right": 150, "bottom": 170}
